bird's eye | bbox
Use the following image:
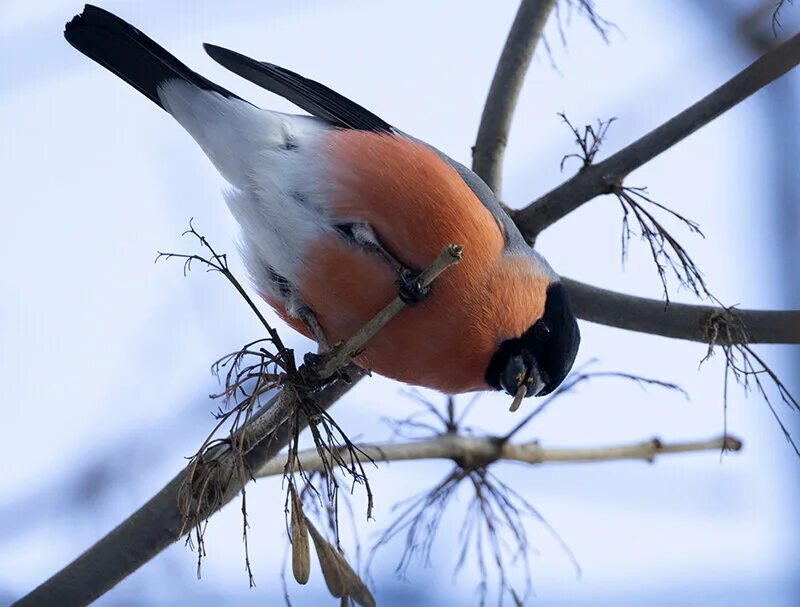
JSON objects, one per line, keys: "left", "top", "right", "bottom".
{"left": 534, "top": 321, "right": 551, "bottom": 341}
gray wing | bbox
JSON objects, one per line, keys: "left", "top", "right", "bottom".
{"left": 406, "top": 134, "right": 541, "bottom": 257}
{"left": 432, "top": 149, "right": 529, "bottom": 253}
{"left": 429, "top": 147, "right": 557, "bottom": 278}
{"left": 438, "top": 152, "right": 558, "bottom": 279}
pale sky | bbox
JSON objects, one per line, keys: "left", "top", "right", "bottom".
{"left": 1, "top": 1, "right": 798, "bottom": 605}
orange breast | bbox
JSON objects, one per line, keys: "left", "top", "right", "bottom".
{"left": 273, "top": 131, "right": 549, "bottom": 393}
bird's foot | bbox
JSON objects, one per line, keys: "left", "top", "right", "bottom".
{"left": 300, "top": 341, "right": 354, "bottom": 386}
{"left": 302, "top": 351, "right": 323, "bottom": 367}
{"left": 396, "top": 269, "right": 431, "bottom": 305}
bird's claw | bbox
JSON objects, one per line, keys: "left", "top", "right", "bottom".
{"left": 303, "top": 351, "right": 323, "bottom": 367}
{"left": 397, "top": 270, "right": 430, "bottom": 305}
{"left": 300, "top": 343, "right": 346, "bottom": 387}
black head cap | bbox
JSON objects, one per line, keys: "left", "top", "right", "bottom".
{"left": 485, "top": 282, "right": 580, "bottom": 398}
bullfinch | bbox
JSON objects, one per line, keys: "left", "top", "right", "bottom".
{"left": 64, "top": 5, "right": 580, "bottom": 404}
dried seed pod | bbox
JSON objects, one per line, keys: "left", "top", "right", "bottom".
{"left": 304, "top": 516, "right": 376, "bottom": 606}
{"left": 306, "top": 518, "right": 346, "bottom": 598}
{"left": 332, "top": 551, "right": 376, "bottom": 607}
{"left": 289, "top": 484, "right": 310, "bottom": 584}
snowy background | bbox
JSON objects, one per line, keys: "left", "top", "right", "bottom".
{"left": 1, "top": 1, "right": 798, "bottom": 605}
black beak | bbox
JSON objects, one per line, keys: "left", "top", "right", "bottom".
{"left": 500, "top": 352, "right": 547, "bottom": 401}
{"left": 500, "top": 353, "right": 527, "bottom": 396}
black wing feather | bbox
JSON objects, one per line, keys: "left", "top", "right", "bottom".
{"left": 65, "top": 5, "right": 243, "bottom": 111}
{"left": 204, "top": 43, "right": 392, "bottom": 132}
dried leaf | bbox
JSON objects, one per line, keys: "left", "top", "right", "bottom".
{"left": 289, "top": 484, "right": 310, "bottom": 584}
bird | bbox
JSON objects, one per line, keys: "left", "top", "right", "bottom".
{"left": 64, "top": 4, "right": 580, "bottom": 407}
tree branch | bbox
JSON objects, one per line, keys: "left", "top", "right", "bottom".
{"left": 472, "top": 0, "right": 558, "bottom": 195}
{"left": 514, "top": 31, "right": 800, "bottom": 238}
{"left": 563, "top": 278, "right": 800, "bottom": 344}
{"left": 256, "top": 432, "right": 743, "bottom": 477}
{"left": 12, "top": 370, "right": 363, "bottom": 607}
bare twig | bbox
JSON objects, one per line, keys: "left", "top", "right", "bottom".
{"left": 513, "top": 32, "right": 800, "bottom": 238}
{"left": 612, "top": 184, "right": 708, "bottom": 301}
{"left": 369, "top": 465, "right": 563, "bottom": 605}
{"left": 556, "top": 0, "right": 615, "bottom": 44}
{"left": 472, "top": 0, "right": 558, "bottom": 195}
{"left": 703, "top": 309, "right": 800, "bottom": 456}
{"left": 558, "top": 113, "right": 617, "bottom": 171}
{"left": 256, "top": 433, "right": 741, "bottom": 478}
{"left": 773, "top": 0, "right": 795, "bottom": 34}
{"left": 157, "top": 219, "right": 293, "bottom": 370}
{"left": 265, "top": 430, "right": 739, "bottom": 605}
{"left": 267, "top": 380, "right": 736, "bottom": 604}
{"left": 556, "top": 115, "right": 709, "bottom": 300}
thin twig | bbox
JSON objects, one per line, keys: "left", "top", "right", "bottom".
{"left": 702, "top": 308, "right": 800, "bottom": 456}
{"left": 773, "top": 0, "right": 794, "bottom": 34}
{"left": 268, "top": 429, "right": 741, "bottom": 607}
{"left": 256, "top": 433, "right": 742, "bottom": 478}
{"left": 562, "top": 0, "right": 615, "bottom": 42}
{"left": 157, "top": 219, "right": 293, "bottom": 368}
{"left": 558, "top": 113, "right": 617, "bottom": 171}
{"left": 612, "top": 184, "right": 708, "bottom": 301}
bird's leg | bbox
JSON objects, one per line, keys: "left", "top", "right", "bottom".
{"left": 267, "top": 267, "right": 330, "bottom": 355}
{"left": 337, "top": 223, "right": 431, "bottom": 304}
{"left": 297, "top": 306, "right": 329, "bottom": 352}
{"left": 291, "top": 300, "right": 352, "bottom": 385}
{"left": 287, "top": 293, "right": 330, "bottom": 369}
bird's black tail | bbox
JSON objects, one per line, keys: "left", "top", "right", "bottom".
{"left": 64, "top": 4, "right": 242, "bottom": 110}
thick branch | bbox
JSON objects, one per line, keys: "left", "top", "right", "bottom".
{"left": 256, "top": 432, "right": 742, "bottom": 477}
{"left": 12, "top": 369, "right": 363, "bottom": 607}
{"left": 563, "top": 278, "right": 800, "bottom": 344}
{"left": 472, "top": 0, "right": 558, "bottom": 195}
{"left": 514, "top": 31, "right": 800, "bottom": 237}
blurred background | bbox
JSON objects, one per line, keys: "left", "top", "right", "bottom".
{"left": 1, "top": 1, "right": 798, "bottom": 605}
